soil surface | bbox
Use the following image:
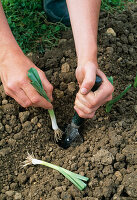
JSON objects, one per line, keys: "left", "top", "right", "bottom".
{"left": 0, "top": 3, "right": 137, "bottom": 200}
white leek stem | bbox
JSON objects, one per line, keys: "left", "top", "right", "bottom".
{"left": 32, "top": 159, "right": 43, "bottom": 165}
{"left": 48, "top": 109, "right": 58, "bottom": 130}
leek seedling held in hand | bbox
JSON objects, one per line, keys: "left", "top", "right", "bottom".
{"left": 28, "top": 68, "right": 63, "bottom": 141}
{"left": 22, "top": 153, "right": 89, "bottom": 191}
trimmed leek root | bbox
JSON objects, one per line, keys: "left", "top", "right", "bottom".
{"left": 48, "top": 109, "right": 63, "bottom": 141}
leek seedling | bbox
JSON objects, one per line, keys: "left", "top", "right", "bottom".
{"left": 107, "top": 76, "right": 113, "bottom": 85}
{"left": 23, "top": 153, "right": 89, "bottom": 191}
{"left": 28, "top": 68, "right": 63, "bottom": 141}
{"left": 106, "top": 84, "right": 132, "bottom": 112}
{"left": 134, "top": 74, "right": 137, "bottom": 88}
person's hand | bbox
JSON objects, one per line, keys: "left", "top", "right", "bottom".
{"left": 0, "top": 49, "right": 53, "bottom": 109}
{"left": 74, "top": 61, "right": 114, "bottom": 118}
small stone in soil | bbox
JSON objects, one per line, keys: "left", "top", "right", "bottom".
{"left": 54, "top": 89, "right": 64, "bottom": 98}
{"left": 106, "top": 47, "right": 114, "bottom": 54}
{"left": 91, "top": 149, "right": 114, "bottom": 165}
{"left": 5, "top": 124, "right": 12, "bottom": 133}
{"left": 0, "top": 123, "right": 4, "bottom": 132}
{"left": 61, "top": 62, "right": 70, "bottom": 73}
{"left": 13, "top": 131, "right": 23, "bottom": 140}
{"left": 19, "top": 111, "right": 30, "bottom": 123}
{"left": 106, "top": 28, "right": 116, "bottom": 37}
{"left": 8, "top": 138, "right": 16, "bottom": 146}
{"left": 60, "top": 82, "right": 67, "bottom": 91}
{"left": 0, "top": 147, "right": 11, "bottom": 156}
{"left": 17, "top": 173, "right": 27, "bottom": 184}
{"left": 5, "top": 190, "right": 15, "bottom": 197}
{"left": 31, "top": 116, "right": 38, "bottom": 124}
{"left": 2, "top": 104, "right": 17, "bottom": 115}
{"left": 2, "top": 100, "right": 8, "bottom": 105}
{"left": 14, "top": 192, "right": 22, "bottom": 200}
{"left": 68, "top": 82, "right": 76, "bottom": 92}
{"left": 122, "top": 145, "right": 137, "bottom": 165}
{"left": 122, "top": 171, "right": 137, "bottom": 197}
{"left": 22, "top": 121, "right": 32, "bottom": 132}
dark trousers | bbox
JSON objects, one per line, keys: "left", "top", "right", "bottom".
{"left": 43, "top": 0, "right": 70, "bottom": 26}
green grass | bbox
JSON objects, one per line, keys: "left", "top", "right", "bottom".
{"left": 2, "top": 0, "right": 134, "bottom": 54}
{"left": 2, "top": 0, "right": 67, "bottom": 54}
{"left": 101, "top": 0, "right": 134, "bottom": 11}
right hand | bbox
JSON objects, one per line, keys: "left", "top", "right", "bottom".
{"left": 0, "top": 49, "right": 53, "bottom": 109}
{"left": 74, "top": 61, "right": 114, "bottom": 118}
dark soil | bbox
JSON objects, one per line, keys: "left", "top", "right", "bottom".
{"left": 0, "top": 3, "right": 137, "bottom": 200}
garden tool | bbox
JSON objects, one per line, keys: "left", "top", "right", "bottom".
{"left": 58, "top": 76, "right": 102, "bottom": 149}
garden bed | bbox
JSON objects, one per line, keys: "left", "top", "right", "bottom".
{"left": 0, "top": 4, "right": 137, "bottom": 200}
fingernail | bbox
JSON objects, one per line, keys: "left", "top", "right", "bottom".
{"left": 80, "top": 88, "right": 88, "bottom": 94}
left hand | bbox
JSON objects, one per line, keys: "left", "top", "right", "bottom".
{"left": 74, "top": 61, "right": 114, "bottom": 118}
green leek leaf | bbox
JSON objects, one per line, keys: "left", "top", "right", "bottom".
{"left": 59, "top": 169, "right": 87, "bottom": 191}
{"left": 107, "top": 76, "right": 113, "bottom": 85}
{"left": 106, "top": 84, "right": 132, "bottom": 112}
{"left": 61, "top": 167, "right": 89, "bottom": 181}
{"left": 28, "top": 68, "right": 42, "bottom": 88}
{"left": 39, "top": 160, "right": 89, "bottom": 191}
{"left": 28, "top": 67, "right": 50, "bottom": 102}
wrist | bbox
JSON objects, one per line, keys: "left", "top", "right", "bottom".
{"left": 77, "top": 46, "right": 98, "bottom": 67}
{"left": 0, "top": 44, "right": 23, "bottom": 64}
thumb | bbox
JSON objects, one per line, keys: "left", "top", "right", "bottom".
{"left": 42, "top": 79, "right": 53, "bottom": 102}
{"left": 80, "top": 63, "right": 96, "bottom": 95}
{"left": 38, "top": 71, "right": 53, "bottom": 101}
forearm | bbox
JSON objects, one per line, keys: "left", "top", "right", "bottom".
{"left": 66, "top": 0, "right": 101, "bottom": 66}
{"left": 0, "top": 2, "right": 22, "bottom": 62}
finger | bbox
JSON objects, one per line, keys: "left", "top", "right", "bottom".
{"left": 82, "top": 69, "right": 113, "bottom": 106}
{"left": 76, "top": 88, "right": 111, "bottom": 114}
{"left": 74, "top": 106, "right": 96, "bottom": 119}
{"left": 5, "top": 87, "right": 32, "bottom": 108}
{"left": 76, "top": 91, "right": 95, "bottom": 109}
{"left": 106, "top": 95, "right": 113, "bottom": 102}
{"left": 80, "top": 62, "right": 97, "bottom": 95}
{"left": 1, "top": 78, "right": 32, "bottom": 107}
{"left": 93, "top": 83, "right": 114, "bottom": 105}
{"left": 14, "top": 88, "right": 32, "bottom": 107}
{"left": 75, "top": 95, "right": 100, "bottom": 115}
{"left": 76, "top": 90, "right": 101, "bottom": 111}
{"left": 86, "top": 87, "right": 112, "bottom": 108}
{"left": 23, "top": 82, "right": 53, "bottom": 109}
{"left": 75, "top": 67, "right": 84, "bottom": 86}
{"left": 96, "top": 68, "right": 114, "bottom": 95}
{"left": 77, "top": 86, "right": 109, "bottom": 109}
{"left": 13, "top": 94, "right": 31, "bottom": 108}
{"left": 38, "top": 71, "right": 53, "bottom": 101}
{"left": 75, "top": 98, "right": 94, "bottom": 115}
